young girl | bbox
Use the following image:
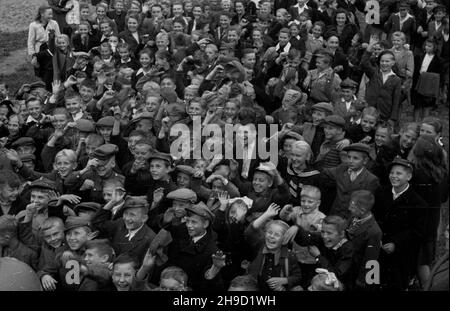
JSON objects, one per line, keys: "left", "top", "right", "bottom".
{"left": 347, "top": 32, "right": 364, "bottom": 82}
{"left": 118, "top": 14, "right": 143, "bottom": 57}
{"left": 289, "top": 23, "right": 305, "bottom": 53}
{"left": 408, "top": 135, "right": 448, "bottom": 288}
{"left": 131, "top": 48, "right": 155, "bottom": 90}
{"left": 246, "top": 204, "right": 302, "bottom": 291}
{"left": 325, "top": 8, "right": 358, "bottom": 54}
{"left": 412, "top": 38, "right": 443, "bottom": 121}
{"left": 390, "top": 31, "right": 414, "bottom": 106}
{"left": 71, "top": 21, "right": 99, "bottom": 53}
{"left": 303, "top": 21, "right": 325, "bottom": 70}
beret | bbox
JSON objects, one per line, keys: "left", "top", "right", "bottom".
{"left": 149, "top": 152, "right": 172, "bottom": 165}
{"left": 166, "top": 188, "right": 197, "bottom": 203}
{"left": 93, "top": 143, "right": 118, "bottom": 160}
{"left": 74, "top": 202, "right": 102, "bottom": 214}
{"left": 323, "top": 115, "right": 346, "bottom": 129}
{"left": 312, "top": 102, "right": 334, "bottom": 115}
{"left": 343, "top": 143, "right": 371, "bottom": 156}
{"left": 76, "top": 119, "right": 95, "bottom": 133}
{"left": 96, "top": 116, "right": 115, "bottom": 127}
{"left": 29, "top": 177, "right": 56, "bottom": 191}
{"left": 64, "top": 215, "right": 92, "bottom": 232}
{"left": 186, "top": 202, "right": 214, "bottom": 222}
{"left": 388, "top": 156, "right": 413, "bottom": 171}
{"left": 175, "top": 165, "right": 195, "bottom": 176}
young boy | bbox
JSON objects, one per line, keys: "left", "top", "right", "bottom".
{"left": 156, "top": 266, "right": 190, "bottom": 291}
{"left": 280, "top": 185, "right": 326, "bottom": 288}
{"left": 64, "top": 91, "right": 93, "bottom": 122}
{"left": 284, "top": 215, "right": 354, "bottom": 289}
{"left": 346, "top": 190, "right": 382, "bottom": 290}
{"left": 320, "top": 143, "right": 380, "bottom": 218}
{"left": 314, "top": 115, "right": 347, "bottom": 171}
{"left": 374, "top": 157, "right": 427, "bottom": 290}
{"left": 91, "top": 195, "right": 156, "bottom": 265}
{"left": 123, "top": 137, "right": 154, "bottom": 196}
{"left": 146, "top": 152, "right": 177, "bottom": 230}
{"left": 0, "top": 215, "right": 38, "bottom": 270}
{"left": 163, "top": 202, "right": 225, "bottom": 291}
{"left": 102, "top": 179, "right": 125, "bottom": 220}
{"left": 228, "top": 275, "right": 259, "bottom": 291}
{"left": 334, "top": 78, "right": 363, "bottom": 123}
{"left": 77, "top": 133, "right": 105, "bottom": 169}
{"left": 158, "top": 188, "right": 197, "bottom": 229}
{"left": 111, "top": 253, "right": 151, "bottom": 291}
{"left": 38, "top": 215, "right": 97, "bottom": 291}
{"left": 345, "top": 107, "right": 379, "bottom": 144}
{"left": 361, "top": 39, "right": 401, "bottom": 128}
{"left": 0, "top": 170, "right": 24, "bottom": 217}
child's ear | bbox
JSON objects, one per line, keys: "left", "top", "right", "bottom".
{"left": 87, "top": 230, "right": 99, "bottom": 240}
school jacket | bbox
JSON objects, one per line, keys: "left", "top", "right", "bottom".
{"left": 118, "top": 30, "right": 144, "bottom": 57}
{"left": 71, "top": 33, "right": 99, "bottom": 53}
{"left": 164, "top": 227, "right": 224, "bottom": 291}
{"left": 346, "top": 216, "right": 382, "bottom": 289}
{"left": 91, "top": 209, "right": 156, "bottom": 265}
{"left": 384, "top": 13, "right": 416, "bottom": 43}
{"left": 361, "top": 51, "right": 402, "bottom": 122}
{"left": 321, "top": 164, "right": 380, "bottom": 219}
{"left": 374, "top": 186, "right": 427, "bottom": 255}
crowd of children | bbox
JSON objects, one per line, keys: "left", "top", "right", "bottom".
{"left": 0, "top": 0, "right": 448, "bottom": 291}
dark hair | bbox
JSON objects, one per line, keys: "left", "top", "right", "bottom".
{"left": 35, "top": 5, "right": 52, "bottom": 22}
{"left": 332, "top": 8, "right": 351, "bottom": 25}
{"left": 350, "top": 190, "right": 375, "bottom": 211}
{"left": 377, "top": 50, "right": 395, "bottom": 65}
{"left": 80, "top": 79, "right": 96, "bottom": 90}
{"left": 322, "top": 215, "right": 348, "bottom": 233}
{"left": 238, "top": 107, "right": 256, "bottom": 125}
{"left": 423, "top": 38, "right": 438, "bottom": 53}
{"left": 0, "top": 170, "right": 21, "bottom": 189}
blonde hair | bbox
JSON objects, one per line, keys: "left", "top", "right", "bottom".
{"left": 55, "top": 149, "right": 77, "bottom": 164}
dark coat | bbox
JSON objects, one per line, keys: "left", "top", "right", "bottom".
{"left": 71, "top": 33, "right": 100, "bottom": 53}
{"left": 384, "top": 13, "right": 416, "bottom": 44}
{"left": 361, "top": 51, "right": 402, "bottom": 122}
{"left": 321, "top": 164, "right": 380, "bottom": 219}
{"left": 164, "top": 226, "right": 223, "bottom": 291}
{"left": 325, "top": 23, "right": 359, "bottom": 54}
{"left": 91, "top": 209, "right": 156, "bottom": 265}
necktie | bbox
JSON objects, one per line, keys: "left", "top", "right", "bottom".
{"left": 349, "top": 170, "right": 357, "bottom": 182}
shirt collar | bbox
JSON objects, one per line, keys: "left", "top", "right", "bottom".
{"left": 125, "top": 224, "right": 145, "bottom": 241}
{"left": 72, "top": 111, "right": 83, "bottom": 121}
{"left": 332, "top": 238, "right": 348, "bottom": 250}
{"left": 392, "top": 184, "right": 410, "bottom": 200}
{"left": 352, "top": 213, "right": 373, "bottom": 225}
{"left": 275, "top": 41, "right": 291, "bottom": 53}
{"left": 192, "top": 230, "right": 207, "bottom": 243}
{"left": 26, "top": 114, "right": 43, "bottom": 124}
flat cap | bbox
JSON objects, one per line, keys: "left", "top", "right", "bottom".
{"left": 166, "top": 103, "right": 186, "bottom": 117}
{"left": 11, "top": 137, "right": 35, "bottom": 149}
{"left": 122, "top": 196, "right": 149, "bottom": 211}
{"left": 433, "top": 4, "right": 446, "bottom": 13}
{"left": 186, "top": 202, "right": 214, "bottom": 222}
{"left": 284, "top": 131, "right": 304, "bottom": 141}
{"left": 388, "top": 156, "right": 413, "bottom": 171}
{"left": 175, "top": 165, "right": 195, "bottom": 176}
{"left": 29, "top": 81, "right": 46, "bottom": 91}
{"left": 29, "top": 177, "right": 56, "bottom": 191}
{"left": 166, "top": 188, "right": 197, "bottom": 203}
{"left": 76, "top": 119, "right": 95, "bottom": 133}
{"left": 19, "top": 153, "right": 36, "bottom": 162}
{"left": 323, "top": 115, "right": 346, "bottom": 129}
{"left": 149, "top": 152, "right": 172, "bottom": 165}
{"left": 74, "top": 202, "right": 102, "bottom": 214}
{"left": 93, "top": 143, "right": 118, "bottom": 160}
{"left": 343, "top": 143, "right": 371, "bottom": 156}
{"left": 64, "top": 215, "right": 92, "bottom": 232}
{"left": 96, "top": 116, "right": 115, "bottom": 127}
{"left": 312, "top": 102, "right": 334, "bottom": 115}
{"left": 340, "top": 78, "right": 358, "bottom": 89}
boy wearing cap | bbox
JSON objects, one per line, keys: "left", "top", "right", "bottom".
{"left": 346, "top": 190, "right": 382, "bottom": 290}
{"left": 334, "top": 78, "right": 364, "bottom": 123}
{"left": 314, "top": 115, "right": 348, "bottom": 171}
{"left": 123, "top": 138, "right": 154, "bottom": 196}
{"left": 0, "top": 215, "right": 39, "bottom": 270}
{"left": 91, "top": 195, "right": 156, "bottom": 265}
{"left": 38, "top": 215, "right": 97, "bottom": 291}
{"left": 163, "top": 202, "right": 225, "bottom": 291}
{"left": 69, "top": 143, "right": 125, "bottom": 203}
{"left": 157, "top": 188, "right": 197, "bottom": 229}
{"left": 320, "top": 143, "right": 379, "bottom": 218}
{"left": 374, "top": 157, "right": 427, "bottom": 290}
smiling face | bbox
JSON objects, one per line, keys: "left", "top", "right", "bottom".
{"left": 301, "top": 194, "right": 321, "bottom": 214}
{"left": 150, "top": 159, "right": 170, "bottom": 180}
{"left": 265, "top": 223, "right": 285, "bottom": 250}
{"left": 42, "top": 225, "right": 64, "bottom": 249}
{"left": 30, "top": 189, "right": 51, "bottom": 211}
{"left": 379, "top": 53, "right": 395, "bottom": 72}
{"left": 65, "top": 97, "right": 82, "bottom": 115}
{"left": 389, "top": 165, "right": 412, "bottom": 189}
{"left": 185, "top": 214, "right": 208, "bottom": 238}
{"left": 54, "top": 156, "right": 76, "bottom": 178}
{"left": 176, "top": 172, "right": 191, "bottom": 188}
{"left": 321, "top": 223, "right": 344, "bottom": 248}
{"left": 336, "top": 12, "right": 347, "bottom": 26}
{"left": 84, "top": 247, "right": 108, "bottom": 266}
{"left": 361, "top": 114, "right": 377, "bottom": 133}
{"left": 27, "top": 100, "right": 42, "bottom": 120}
{"left": 173, "top": 200, "right": 189, "bottom": 218}
{"left": 399, "top": 129, "right": 418, "bottom": 150}
{"left": 420, "top": 123, "right": 438, "bottom": 138}
{"left": 375, "top": 127, "right": 390, "bottom": 147}
{"left": 0, "top": 184, "right": 19, "bottom": 203}
{"left": 113, "top": 263, "right": 135, "bottom": 291}
{"left": 252, "top": 171, "right": 272, "bottom": 194}
{"left": 94, "top": 157, "right": 115, "bottom": 178}
{"left": 127, "top": 17, "right": 139, "bottom": 32}
{"left": 123, "top": 207, "right": 147, "bottom": 231}
{"left": 66, "top": 227, "right": 90, "bottom": 251}
{"left": 323, "top": 124, "right": 342, "bottom": 140}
